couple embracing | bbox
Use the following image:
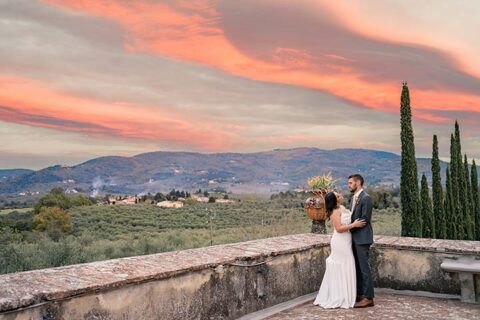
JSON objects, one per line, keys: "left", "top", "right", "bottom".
{"left": 313, "top": 174, "right": 375, "bottom": 309}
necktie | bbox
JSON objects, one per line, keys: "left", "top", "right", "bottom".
{"left": 351, "top": 195, "right": 357, "bottom": 212}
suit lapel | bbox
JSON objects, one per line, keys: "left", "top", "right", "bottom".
{"left": 353, "top": 190, "right": 365, "bottom": 217}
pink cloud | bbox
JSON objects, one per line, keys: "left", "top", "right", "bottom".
{"left": 42, "top": 0, "right": 480, "bottom": 121}
{"left": 0, "top": 75, "right": 241, "bottom": 150}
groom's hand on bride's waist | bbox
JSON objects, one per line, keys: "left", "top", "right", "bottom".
{"left": 352, "top": 218, "right": 367, "bottom": 229}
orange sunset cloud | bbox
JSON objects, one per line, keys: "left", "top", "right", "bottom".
{"left": 42, "top": 0, "right": 480, "bottom": 117}
{"left": 0, "top": 0, "right": 479, "bottom": 168}
{"left": 0, "top": 75, "right": 239, "bottom": 150}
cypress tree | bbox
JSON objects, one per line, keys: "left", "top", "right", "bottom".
{"left": 431, "top": 135, "right": 446, "bottom": 239}
{"left": 471, "top": 159, "right": 479, "bottom": 240}
{"left": 400, "top": 82, "right": 421, "bottom": 237}
{"left": 445, "top": 166, "right": 456, "bottom": 239}
{"left": 420, "top": 173, "right": 434, "bottom": 238}
{"left": 455, "top": 123, "right": 467, "bottom": 239}
{"left": 450, "top": 132, "right": 463, "bottom": 239}
{"left": 464, "top": 155, "right": 474, "bottom": 240}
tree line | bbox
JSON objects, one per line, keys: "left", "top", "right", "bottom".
{"left": 271, "top": 189, "right": 400, "bottom": 209}
{"left": 400, "top": 82, "right": 479, "bottom": 240}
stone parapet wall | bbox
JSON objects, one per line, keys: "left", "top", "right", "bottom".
{"left": 0, "top": 234, "right": 478, "bottom": 319}
{"left": 372, "top": 236, "right": 479, "bottom": 295}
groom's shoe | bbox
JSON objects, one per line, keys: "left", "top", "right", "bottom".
{"left": 355, "top": 295, "right": 364, "bottom": 303}
{"left": 354, "top": 298, "right": 374, "bottom": 308}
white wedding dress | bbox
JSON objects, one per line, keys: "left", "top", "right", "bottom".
{"left": 313, "top": 206, "right": 356, "bottom": 308}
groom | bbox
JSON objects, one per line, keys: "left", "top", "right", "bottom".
{"left": 348, "top": 174, "right": 374, "bottom": 308}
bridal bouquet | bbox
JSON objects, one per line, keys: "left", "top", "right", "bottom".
{"left": 307, "top": 173, "right": 336, "bottom": 192}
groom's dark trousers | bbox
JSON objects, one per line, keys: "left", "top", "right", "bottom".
{"left": 350, "top": 190, "right": 374, "bottom": 299}
{"left": 352, "top": 243, "right": 374, "bottom": 299}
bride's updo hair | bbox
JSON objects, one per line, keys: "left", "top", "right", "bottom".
{"left": 325, "top": 191, "right": 338, "bottom": 220}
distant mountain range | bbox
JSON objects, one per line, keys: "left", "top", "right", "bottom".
{"left": 0, "top": 148, "right": 454, "bottom": 196}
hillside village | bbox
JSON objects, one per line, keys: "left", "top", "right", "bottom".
{"left": 103, "top": 189, "right": 235, "bottom": 209}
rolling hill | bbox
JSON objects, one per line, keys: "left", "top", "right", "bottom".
{"left": 0, "top": 148, "right": 452, "bottom": 195}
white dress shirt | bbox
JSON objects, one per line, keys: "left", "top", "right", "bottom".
{"left": 351, "top": 188, "right": 364, "bottom": 212}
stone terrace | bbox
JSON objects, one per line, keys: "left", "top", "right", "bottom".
{"left": 265, "top": 292, "right": 480, "bottom": 320}
{"left": 0, "top": 234, "right": 479, "bottom": 319}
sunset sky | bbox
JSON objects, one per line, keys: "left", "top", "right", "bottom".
{"left": 1, "top": 0, "right": 479, "bottom": 169}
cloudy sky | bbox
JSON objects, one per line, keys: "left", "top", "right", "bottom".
{"left": 1, "top": 0, "right": 479, "bottom": 169}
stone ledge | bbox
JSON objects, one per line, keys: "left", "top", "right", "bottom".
{"left": 0, "top": 233, "right": 329, "bottom": 313}
{"left": 373, "top": 235, "right": 480, "bottom": 255}
{"left": 0, "top": 233, "right": 479, "bottom": 314}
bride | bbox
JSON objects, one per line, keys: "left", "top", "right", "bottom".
{"left": 313, "top": 191, "right": 366, "bottom": 308}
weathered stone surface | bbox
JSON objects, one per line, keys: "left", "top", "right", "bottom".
{"left": 311, "top": 221, "right": 326, "bottom": 234}
{"left": 373, "top": 248, "right": 459, "bottom": 294}
{"left": 265, "top": 292, "right": 480, "bottom": 319}
{"left": 373, "top": 236, "right": 480, "bottom": 255}
{"left": 371, "top": 238, "right": 480, "bottom": 295}
{"left": 0, "top": 234, "right": 479, "bottom": 319}
{"left": 0, "top": 234, "right": 330, "bottom": 315}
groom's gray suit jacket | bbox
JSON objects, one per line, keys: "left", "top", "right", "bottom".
{"left": 350, "top": 190, "right": 374, "bottom": 245}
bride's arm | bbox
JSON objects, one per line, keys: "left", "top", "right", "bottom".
{"left": 331, "top": 209, "right": 366, "bottom": 233}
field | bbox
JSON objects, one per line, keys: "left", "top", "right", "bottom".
{"left": 0, "top": 196, "right": 401, "bottom": 275}
{"left": 0, "top": 208, "right": 33, "bottom": 215}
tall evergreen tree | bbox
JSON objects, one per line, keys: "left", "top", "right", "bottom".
{"left": 420, "top": 174, "right": 434, "bottom": 238}
{"left": 431, "top": 135, "right": 446, "bottom": 239}
{"left": 400, "top": 82, "right": 421, "bottom": 237}
{"left": 464, "top": 155, "right": 474, "bottom": 240}
{"left": 471, "top": 159, "right": 480, "bottom": 240}
{"left": 455, "top": 122, "right": 467, "bottom": 239}
{"left": 450, "top": 132, "right": 463, "bottom": 239}
{"left": 445, "top": 166, "right": 456, "bottom": 239}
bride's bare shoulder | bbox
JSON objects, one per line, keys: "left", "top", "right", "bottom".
{"left": 331, "top": 207, "right": 342, "bottom": 216}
